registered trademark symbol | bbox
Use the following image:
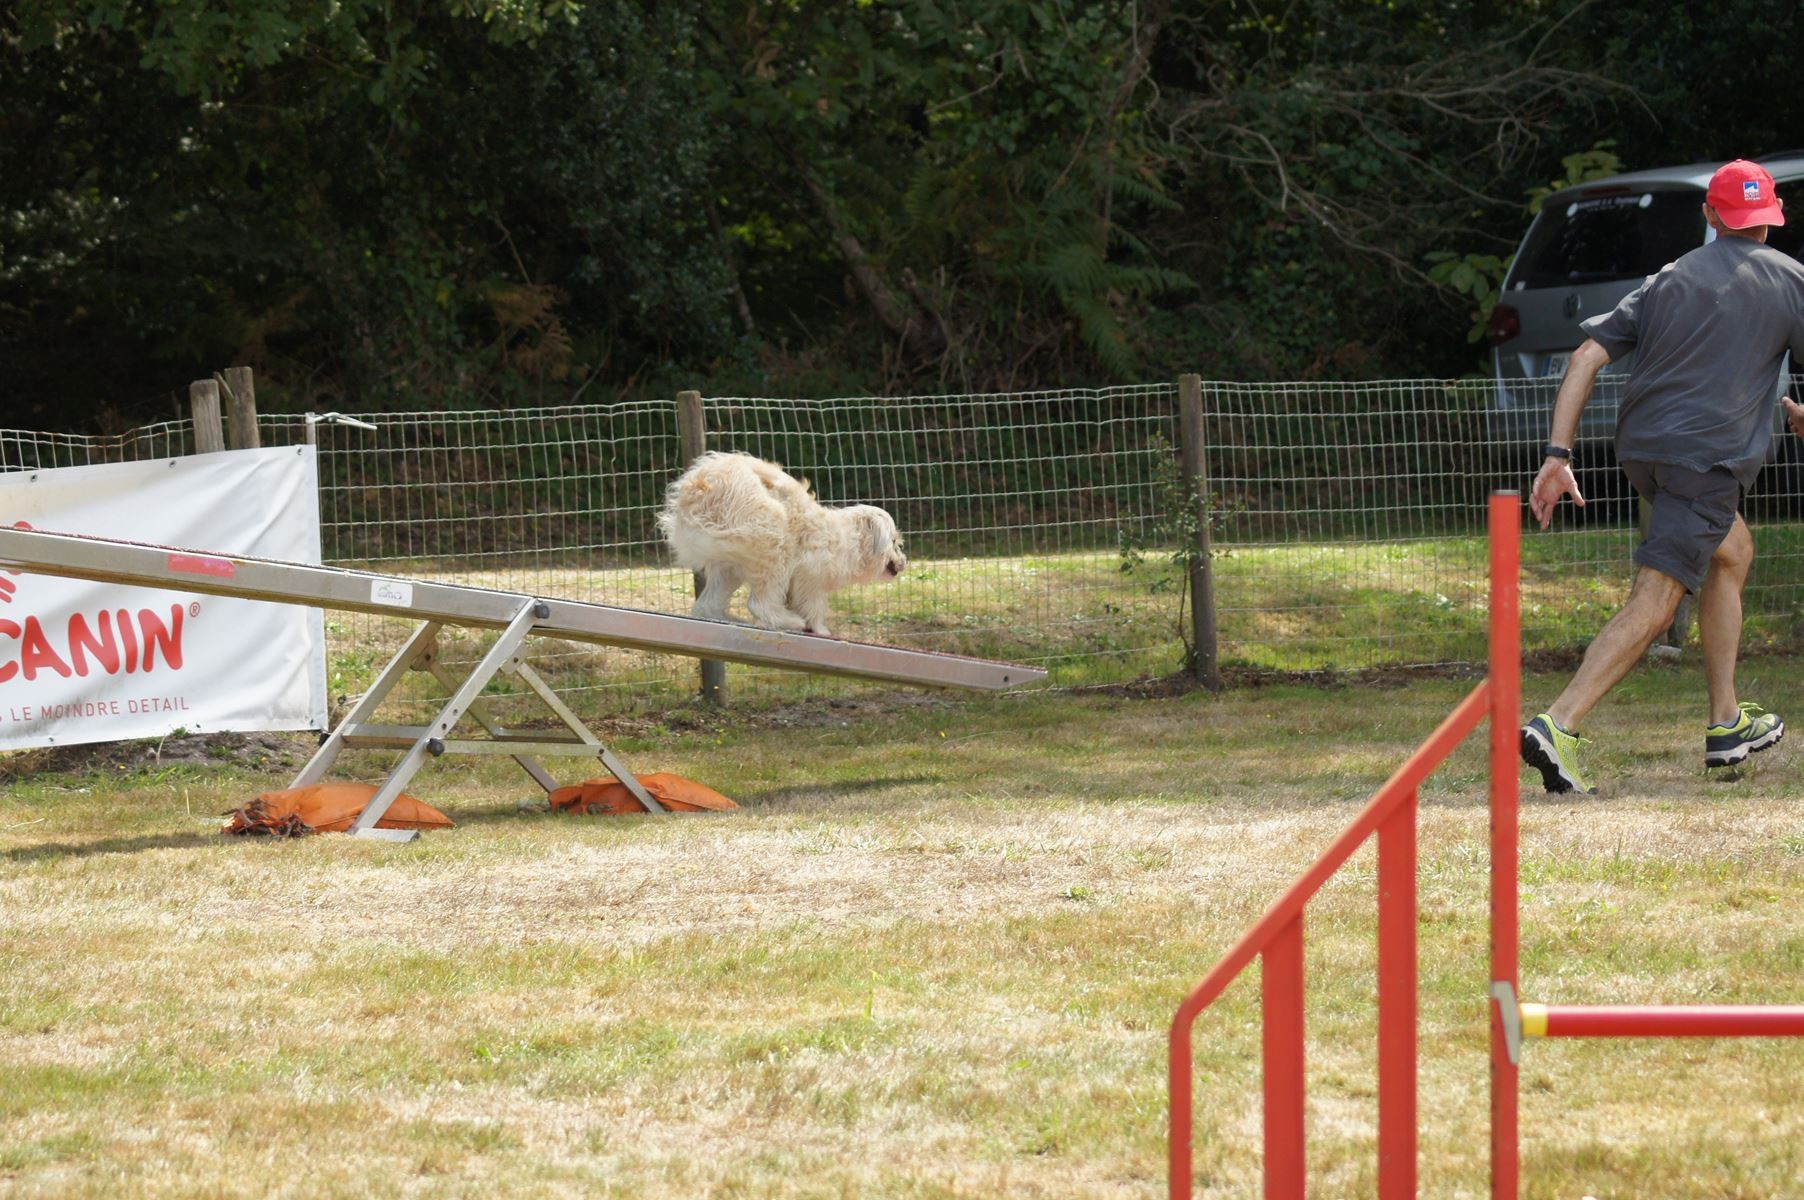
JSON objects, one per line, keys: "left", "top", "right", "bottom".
{"left": 189, "top": 602, "right": 201, "bottom": 618}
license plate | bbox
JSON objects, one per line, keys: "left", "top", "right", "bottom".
{"left": 1540, "top": 352, "right": 1570, "bottom": 377}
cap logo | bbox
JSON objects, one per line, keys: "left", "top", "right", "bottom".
{"left": 1744, "top": 180, "right": 1762, "bottom": 202}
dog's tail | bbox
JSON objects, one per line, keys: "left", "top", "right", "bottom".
{"left": 663, "top": 452, "right": 796, "bottom": 538}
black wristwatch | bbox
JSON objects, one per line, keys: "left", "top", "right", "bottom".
{"left": 1542, "top": 443, "right": 1573, "bottom": 461}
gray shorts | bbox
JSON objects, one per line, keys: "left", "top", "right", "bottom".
{"left": 1620, "top": 460, "right": 1743, "bottom": 593}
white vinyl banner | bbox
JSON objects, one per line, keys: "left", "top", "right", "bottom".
{"left": 0, "top": 446, "right": 328, "bottom": 749}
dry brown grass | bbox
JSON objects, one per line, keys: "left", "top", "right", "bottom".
{"left": 3, "top": 658, "right": 1804, "bottom": 1198}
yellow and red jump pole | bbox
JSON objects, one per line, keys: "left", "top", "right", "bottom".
{"left": 1521, "top": 1005, "right": 1804, "bottom": 1039}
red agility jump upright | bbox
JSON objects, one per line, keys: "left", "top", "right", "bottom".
{"left": 1167, "top": 490, "right": 1804, "bottom": 1198}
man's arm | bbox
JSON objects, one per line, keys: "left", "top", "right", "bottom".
{"left": 1529, "top": 337, "right": 1612, "bottom": 530}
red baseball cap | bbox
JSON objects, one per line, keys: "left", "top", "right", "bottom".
{"left": 1706, "top": 159, "right": 1785, "bottom": 228}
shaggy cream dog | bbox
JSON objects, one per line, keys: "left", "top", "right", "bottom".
{"left": 658, "top": 451, "right": 906, "bottom": 636}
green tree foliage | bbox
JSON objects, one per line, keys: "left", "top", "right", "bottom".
{"left": 692, "top": 1, "right": 1194, "bottom": 390}
{"left": 1142, "top": 2, "right": 1642, "bottom": 378}
{"left": 3, "top": 1, "right": 724, "bottom": 417}
{"left": 1, "top": 1, "right": 1794, "bottom": 427}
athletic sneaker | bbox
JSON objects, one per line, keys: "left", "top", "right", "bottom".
{"left": 1520, "top": 713, "right": 1595, "bottom": 795}
{"left": 1704, "top": 702, "right": 1784, "bottom": 768}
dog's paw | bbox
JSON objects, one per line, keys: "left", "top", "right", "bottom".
{"left": 749, "top": 609, "right": 808, "bottom": 632}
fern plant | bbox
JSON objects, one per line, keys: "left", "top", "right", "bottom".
{"left": 993, "top": 161, "right": 1194, "bottom": 377}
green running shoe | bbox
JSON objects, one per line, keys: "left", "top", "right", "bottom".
{"left": 1704, "top": 702, "right": 1784, "bottom": 768}
{"left": 1520, "top": 713, "right": 1595, "bottom": 795}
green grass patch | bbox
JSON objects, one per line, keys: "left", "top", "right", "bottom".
{"left": 5, "top": 661, "right": 1804, "bottom": 1194}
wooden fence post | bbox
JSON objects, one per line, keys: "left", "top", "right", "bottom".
{"left": 220, "top": 366, "right": 260, "bottom": 450}
{"left": 676, "top": 390, "right": 726, "bottom": 704}
{"left": 189, "top": 378, "right": 224, "bottom": 454}
{"left": 1178, "top": 374, "right": 1223, "bottom": 691}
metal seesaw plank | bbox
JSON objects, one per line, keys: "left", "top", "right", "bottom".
{"left": 0, "top": 526, "right": 1047, "bottom": 690}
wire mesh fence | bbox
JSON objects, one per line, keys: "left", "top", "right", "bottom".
{"left": 264, "top": 405, "right": 692, "bottom": 713}
{"left": 7, "top": 376, "right": 1804, "bottom": 723}
{"left": 1198, "top": 374, "right": 1804, "bottom": 672}
{"left": 695, "top": 387, "right": 1179, "bottom": 690}
{"left": 1202, "top": 377, "right": 1553, "bottom": 671}
{"left": 0, "top": 421, "right": 195, "bottom": 469}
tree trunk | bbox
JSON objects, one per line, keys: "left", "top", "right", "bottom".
{"left": 798, "top": 170, "right": 942, "bottom": 360}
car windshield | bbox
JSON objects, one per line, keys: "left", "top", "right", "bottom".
{"left": 1509, "top": 189, "right": 1706, "bottom": 289}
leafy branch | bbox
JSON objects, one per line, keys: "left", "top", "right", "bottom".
{"left": 1118, "top": 435, "right": 1237, "bottom": 671}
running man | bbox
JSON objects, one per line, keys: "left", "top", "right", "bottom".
{"left": 1521, "top": 159, "right": 1804, "bottom": 793}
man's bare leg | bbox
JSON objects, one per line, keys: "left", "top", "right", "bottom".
{"left": 1546, "top": 565, "right": 1687, "bottom": 731}
{"left": 1697, "top": 515, "right": 1753, "bottom": 726}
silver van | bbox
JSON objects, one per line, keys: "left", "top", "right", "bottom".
{"left": 1486, "top": 154, "right": 1804, "bottom": 451}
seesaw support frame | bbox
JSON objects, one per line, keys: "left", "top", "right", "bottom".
{"left": 0, "top": 526, "right": 1045, "bottom": 840}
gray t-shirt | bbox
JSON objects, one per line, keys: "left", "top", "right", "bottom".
{"left": 1580, "top": 235, "right": 1804, "bottom": 486}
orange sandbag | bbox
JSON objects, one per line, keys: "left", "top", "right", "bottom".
{"left": 222, "top": 782, "right": 455, "bottom": 837}
{"left": 548, "top": 772, "right": 736, "bottom": 815}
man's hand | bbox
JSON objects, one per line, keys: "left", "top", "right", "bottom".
{"left": 1529, "top": 457, "right": 1585, "bottom": 530}
{"left": 1784, "top": 395, "right": 1804, "bottom": 438}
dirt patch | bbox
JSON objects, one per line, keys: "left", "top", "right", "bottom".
{"left": 1074, "top": 662, "right": 1490, "bottom": 697}
{"left": 599, "top": 690, "right": 962, "bottom": 737}
{"left": 1075, "top": 643, "right": 1715, "bottom": 697}
{"left": 10, "top": 643, "right": 1794, "bottom": 781}
{"left": 0, "top": 692, "right": 966, "bottom": 783}
{"left": 0, "top": 731, "right": 316, "bottom": 782}
{"left": 744, "top": 691, "right": 959, "bottom": 729}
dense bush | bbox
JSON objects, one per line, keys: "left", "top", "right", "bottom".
{"left": 5, "top": 1, "right": 1801, "bottom": 430}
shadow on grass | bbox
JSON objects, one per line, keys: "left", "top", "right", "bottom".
{"left": 3, "top": 830, "right": 217, "bottom": 863}
{"left": 441, "top": 775, "right": 940, "bottom": 818}
{"left": 739, "top": 775, "right": 943, "bottom": 810}
{"left": 431, "top": 805, "right": 581, "bottom": 827}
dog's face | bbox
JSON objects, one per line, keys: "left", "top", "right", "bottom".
{"left": 852, "top": 506, "right": 907, "bottom": 585}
